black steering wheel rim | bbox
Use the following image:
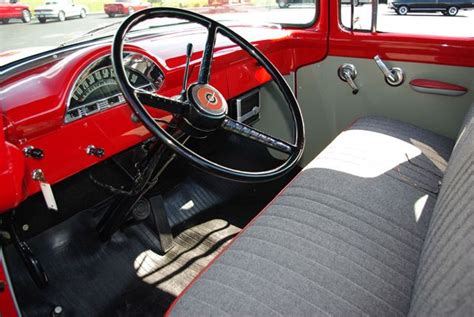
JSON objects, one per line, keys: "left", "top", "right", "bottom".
{"left": 111, "top": 7, "right": 305, "bottom": 182}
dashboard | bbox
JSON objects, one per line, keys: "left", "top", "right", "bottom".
{"left": 0, "top": 24, "right": 325, "bottom": 212}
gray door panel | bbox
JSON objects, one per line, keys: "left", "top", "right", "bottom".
{"left": 296, "top": 56, "right": 473, "bottom": 165}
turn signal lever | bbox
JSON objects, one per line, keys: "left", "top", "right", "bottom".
{"left": 338, "top": 64, "right": 359, "bottom": 95}
{"left": 374, "top": 55, "right": 405, "bottom": 86}
{"left": 180, "top": 43, "right": 193, "bottom": 100}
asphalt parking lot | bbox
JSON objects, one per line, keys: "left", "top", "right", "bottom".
{"left": 0, "top": 4, "right": 472, "bottom": 54}
{"left": 0, "top": 13, "right": 128, "bottom": 52}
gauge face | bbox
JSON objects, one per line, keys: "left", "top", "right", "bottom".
{"left": 68, "top": 66, "right": 151, "bottom": 109}
{"left": 65, "top": 53, "right": 164, "bottom": 123}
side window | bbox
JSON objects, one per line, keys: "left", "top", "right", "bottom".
{"left": 340, "top": 0, "right": 474, "bottom": 37}
{"left": 340, "top": 0, "right": 373, "bottom": 31}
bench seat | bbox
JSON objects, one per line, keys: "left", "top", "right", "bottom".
{"left": 168, "top": 109, "right": 473, "bottom": 316}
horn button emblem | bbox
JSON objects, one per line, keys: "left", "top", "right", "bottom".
{"left": 189, "top": 84, "right": 227, "bottom": 117}
{"left": 182, "top": 83, "right": 228, "bottom": 136}
{"left": 205, "top": 93, "right": 217, "bottom": 104}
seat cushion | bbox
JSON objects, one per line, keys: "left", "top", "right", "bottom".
{"left": 168, "top": 116, "right": 455, "bottom": 316}
{"left": 409, "top": 105, "right": 473, "bottom": 316}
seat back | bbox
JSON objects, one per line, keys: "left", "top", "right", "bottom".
{"left": 409, "top": 105, "right": 474, "bottom": 316}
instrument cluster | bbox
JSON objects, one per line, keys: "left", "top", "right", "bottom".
{"left": 66, "top": 52, "right": 164, "bottom": 123}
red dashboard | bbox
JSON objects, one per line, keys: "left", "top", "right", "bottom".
{"left": 0, "top": 25, "right": 327, "bottom": 213}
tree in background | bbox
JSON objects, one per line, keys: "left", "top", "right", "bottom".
{"left": 149, "top": 0, "right": 164, "bottom": 5}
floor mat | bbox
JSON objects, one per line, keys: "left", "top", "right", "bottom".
{"left": 132, "top": 219, "right": 240, "bottom": 301}
{"left": 4, "top": 206, "right": 243, "bottom": 317}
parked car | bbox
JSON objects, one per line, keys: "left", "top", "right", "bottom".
{"left": 275, "top": 0, "right": 316, "bottom": 9}
{"left": 388, "top": 0, "right": 474, "bottom": 16}
{"left": 0, "top": 0, "right": 31, "bottom": 24}
{"left": 34, "top": 0, "right": 87, "bottom": 23}
{"left": 104, "top": 0, "right": 151, "bottom": 17}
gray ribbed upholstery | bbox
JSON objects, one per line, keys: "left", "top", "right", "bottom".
{"left": 409, "top": 106, "right": 473, "bottom": 317}
{"left": 169, "top": 112, "right": 474, "bottom": 316}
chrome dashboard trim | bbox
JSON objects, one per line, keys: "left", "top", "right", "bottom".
{"left": 65, "top": 52, "right": 164, "bottom": 123}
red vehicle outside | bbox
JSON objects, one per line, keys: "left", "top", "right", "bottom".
{"left": 104, "top": 0, "right": 151, "bottom": 17}
{"left": 0, "top": 0, "right": 31, "bottom": 23}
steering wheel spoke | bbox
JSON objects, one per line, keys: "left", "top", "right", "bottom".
{"left": 135, "top": 90, "right": 189, "bottom": 115}
{"left": 222, "top": 117, "right": 296, "bottom": 154}
{"left": 112, "top": 8, "right": 304, "bottom": 182}
{"left": 198, "top": 23, "right": 218, "bottom": 85}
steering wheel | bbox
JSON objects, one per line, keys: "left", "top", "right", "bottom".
{"left": 111, "top": 7, "right": 305, "bottom": 182}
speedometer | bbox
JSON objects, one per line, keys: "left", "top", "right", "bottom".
{"left": 68, "top": 66, "right": 151, "bottom": 112}
{"left": 65, "top": 53, "right": 164, "bottom": 123}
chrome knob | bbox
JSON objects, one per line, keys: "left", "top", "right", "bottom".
{"left": 338, "top": 64, "right": 359, "bottom": 95}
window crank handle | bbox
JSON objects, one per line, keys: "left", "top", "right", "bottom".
{"left": 343, "top": 69, "right": 359, "bottom": 95}
{"left": 338, "top": 64, "right": 359, "bottom": 95}
{"left": 373, "top": 55, "right": 405, "bottom": 86}
{"left": 374, "top": 55, "right": 396, "bottom": 82}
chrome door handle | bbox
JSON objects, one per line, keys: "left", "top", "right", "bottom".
{"left": 338, "top": 64, "right": 359, "bottom": 95}
{"left": 374, "top": 55, "right": 405, "bottom": 86}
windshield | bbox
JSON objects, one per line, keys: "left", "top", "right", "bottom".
{"left": 0, "top": 0, "right": 316, "bottom": 65}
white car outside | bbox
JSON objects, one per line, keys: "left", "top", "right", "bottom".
{"left": 35, "top": 0, "right": 87, "bottom": 23}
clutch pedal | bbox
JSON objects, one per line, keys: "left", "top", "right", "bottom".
{"left": 7, "top": 213, "right": 49, "bottom": 289}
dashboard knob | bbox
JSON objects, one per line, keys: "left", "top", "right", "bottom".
{"left": 23, "top": 146, "right": 44, "bottom": 159}
{"left": 51, "top": 305, "right": 64, "bottom": 317}
{"left": 86, "top": 145, "right": 105, "bottom": 158}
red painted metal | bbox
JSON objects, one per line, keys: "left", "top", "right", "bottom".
{"left": 0, "top": 25, "right": 327, "bottom": 212}
{"left": 328, "top": 0, "right": 474, "bottom": 67}
{"left": 0, "top": 255, "right": 19, "bottom": 317}
{"left": 409, "top": 79, "right": 468, "bottom": 96}
{"left": 0, "top": 114, "right": 26, "bottom": 212}
{"left": 410, "top": 79, "right": 468, "bottom": 92}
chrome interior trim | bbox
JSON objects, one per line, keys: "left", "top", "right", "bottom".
{"left": 350, "top": 0, "right": 354, "bottom": 31}
{"left": 371, "top": 0, "right": 378, "bottom": 33}
{"left": 236, "top": 89, "right": 260, "bottom": 124}
{"left": 65, "top": 52, "right": 164, "bottom": 123}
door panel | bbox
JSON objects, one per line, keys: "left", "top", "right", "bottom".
{"left": 296, "top": 57, "right": 473, "bottom": 165}
{"left": 294, "top": 0, "right": 473, "bottom": 166}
